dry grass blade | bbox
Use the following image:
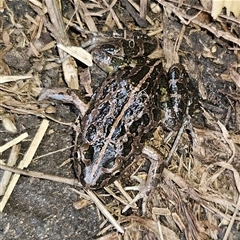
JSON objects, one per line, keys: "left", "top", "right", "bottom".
{"left": 114, "top": 180, "right": 137, "bottom": 204}
{"left": 104, "top": 185, "right": 137, "bottom": 210}
{"left": 212, "top": 0, "right": 240, "bottom": 19}
{"left": 125, "top": 216, "right": 180, "bottom": 239}
{"left": 205, "top": 121, "right": 236, "bottom": 184}
{"left": 222, "top": 195, "right": 240, "bottom": 240}
{"left": 217, "top": 121, "right": 235, "bottom": 163}
{"left": 124, "top": 0, "right": 154, "bottom": 25}
{"left": 213, "top": 162, "right": 240, "bottom": 240}
{"left": 0, "top": 132, "right": 28, "bottom": 154}
{"left": 139, "top": 0, "right": 147, "bottom": 19}
{"left": 214, "top": 162, "right": 240, "bottom": 195}
{"left": 78, "top": 0, "right": 98, "bottom": 32}
{"left": 102, "top": 0, "right": 123, "bottom": 29}
{"left": 95, "top": 232, "right": 119, "bottom": 240}
{"left": 2, "top": 116, "right": 17, "bottom": 133}
{"left": 28, "top": 0, "right": 44, "bottom": 10}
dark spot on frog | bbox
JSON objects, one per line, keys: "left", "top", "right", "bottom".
{"left": 105, "top": 118, "right": 114, "bottom": 136}
{"left": 86, "top": 124, "right": 96, "bottom": 142}
{"left": 112, "top": 121, "right": 126, "bottom": 140}
{"left": 129, "top": 65, "right": 150, "bottom": 86}
{"left": 122, "top": 136, "right": 134, "bottom": 157}
{"left": 143, "top": 41, "right": 158, "bottom": 55}
{"left": 100, "top": 80, "right": 117, "bottom": 99}
{"left": 101, "top": 145, "right": 117, "bottom": 169}
{"left": 84, "top": 140, "right": 106, "bottom": 164}
{"left": 129, "top": 113, "right": 150, "bottom": 134}
{"left": 97, "top": 102, "right": 111, "bottom": 120}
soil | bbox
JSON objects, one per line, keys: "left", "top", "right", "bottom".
{"left": 0, "top": 108, "right": 101, "bottom": 239}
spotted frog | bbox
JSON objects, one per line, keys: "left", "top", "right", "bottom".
{"left": 40, "top": 31, "right": 193, "bottom": 189}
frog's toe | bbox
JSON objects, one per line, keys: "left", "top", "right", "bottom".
{"left": 122, "top": 177, "right": 151, "bottom": 214}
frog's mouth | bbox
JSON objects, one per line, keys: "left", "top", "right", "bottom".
{"left": 82, "top": 157, "right": 122, "bottom": 189}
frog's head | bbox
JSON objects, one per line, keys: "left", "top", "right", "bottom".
{"left": 91, "top": 47, "right": 126, "bottom": 74}
{"left": 77, "top": 142, "right": 122, "bottom": 189}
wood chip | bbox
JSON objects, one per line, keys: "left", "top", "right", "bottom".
{"left": 57, "top": 44, "right": 93, "bottom": 67}
{"left": 0, "top": 75, "right": 33, "bottom": 84}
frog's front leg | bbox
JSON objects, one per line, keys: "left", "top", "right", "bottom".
{"left": 39, "top": 88, "right": 89, "bottom": 117}
{"left": 122, "top": 146, "right": 165, "bottom": 214}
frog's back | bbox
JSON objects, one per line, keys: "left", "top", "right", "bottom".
{"left": 77, "top": 60, "right": 164, "bottom": 188}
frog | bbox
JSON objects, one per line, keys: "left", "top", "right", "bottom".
{"left": 39, "top": 30, "right": 194, "bottom": 191}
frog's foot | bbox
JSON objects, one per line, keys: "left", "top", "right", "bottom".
{"left": 122, "top": 146, "right": 164, "bottom": 214}
{"left": 39, "top": 88, "right": 89, "bottom": 116}
{"left": 122, "top": 175, "right": 151, "bottom": 214}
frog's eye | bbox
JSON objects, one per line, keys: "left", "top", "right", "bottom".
{"left": 74, "top": 150, "right": 80, "bottom": 161}
{"left": 109, "top": 170, "right": 121, "bottom": 183}
{"left": 111, "top": 170, "right": 121, "bottom": 178}
{"left": 101, "top": 44, "right": 121, "bottom": 55}
{"left": 128, "top": 40, "right": 135, "bottom": 48}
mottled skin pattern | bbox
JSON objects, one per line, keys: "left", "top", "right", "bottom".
{"left": 38, "top": 32, "right": 194, "bottom": 190}
{"left": 75, "top": 60, "right": 165, "bottom": 188}
{"left": 74, "top": 62, "right": 191, "bottom": 189}
{"left": 73, "top": 32, "right": 193, "bottom": 189}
